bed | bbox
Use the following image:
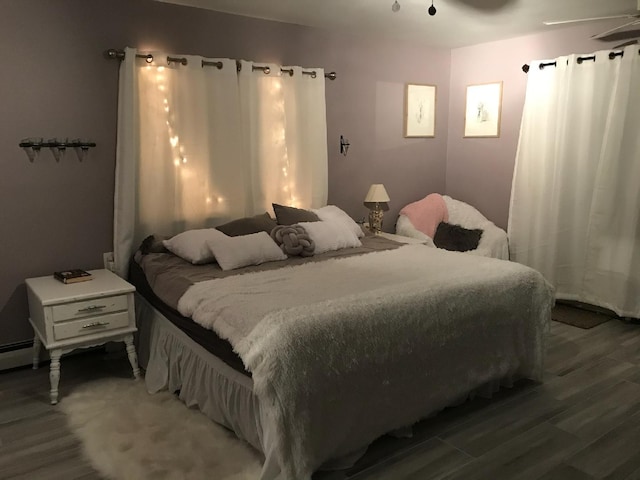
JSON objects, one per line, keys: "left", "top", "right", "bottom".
{"left": 131, "top": 230, "right": 553, "bottom": 480}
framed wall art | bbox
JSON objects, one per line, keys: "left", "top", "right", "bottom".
{"left": 464, "top": 82, "right": 503, "bottom": 138}
{"left": 404, "top": 84, "right": 436, "bottom": 138}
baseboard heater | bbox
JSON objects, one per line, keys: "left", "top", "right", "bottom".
{"left": 0, "top": 340, "right": 41, "bottom": 371}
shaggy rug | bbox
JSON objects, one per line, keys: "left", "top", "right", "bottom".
{"left": 59, "top": 378, "right": 262, "bottom": 480}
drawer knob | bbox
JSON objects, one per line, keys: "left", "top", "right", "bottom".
{"left": 77, "top": 305, "right": 106, "bottom": 313}
{"left": 82, "top": 321, "right": 109, "bottom": 329}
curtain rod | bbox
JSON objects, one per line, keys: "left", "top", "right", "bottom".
{"left": 521, "top": 48, "right": 639, "bottom": 73}
{"left": 104, "top": 49, "right": 337, "bottom": 80}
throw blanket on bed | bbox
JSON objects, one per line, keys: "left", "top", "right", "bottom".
{"left": 178, "top": 245, "right": 553, "bottom": 480}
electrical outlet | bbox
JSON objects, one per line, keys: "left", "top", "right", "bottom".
{"left": 103, "top": 251, "right": 115, "bottom": 271}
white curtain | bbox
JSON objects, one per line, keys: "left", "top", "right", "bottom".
{"left": 113, "top": 49, "right": 328, "bottom": 276}
{"left": 508, "top": 46, "right": 640, "bottom": 318}
{"left": 238, "top": 61, "right": 328, "bottom": 213}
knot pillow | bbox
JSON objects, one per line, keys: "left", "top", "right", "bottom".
{"left": 271, "top": 225, "right": 315, "bottom": 257}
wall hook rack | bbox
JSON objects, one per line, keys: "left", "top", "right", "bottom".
{"left": 19, "top": 138, "right": 97, "bottom": 162}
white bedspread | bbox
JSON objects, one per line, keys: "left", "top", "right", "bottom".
{"left": 178, "top": 244, "right": 553, "bottom": 480}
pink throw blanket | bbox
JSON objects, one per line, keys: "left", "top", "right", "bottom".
{"left": 399, "top": 193, "right": 448, "bottom": 238}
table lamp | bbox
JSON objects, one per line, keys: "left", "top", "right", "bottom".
{"left": 364, "top": 184, "right": 390, "bottom": 234}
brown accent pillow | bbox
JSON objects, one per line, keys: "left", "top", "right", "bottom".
{"left": 272, "top": 203, "right": 320, "bottom": 225}
{"left": 216, "top": 213, "right": 277, "bottom": 237}
{"left": 433, "top": 222, "right": 483, "bottom": 252}
{"left": 139, "top": 234, "right": 170, "bottom": 255}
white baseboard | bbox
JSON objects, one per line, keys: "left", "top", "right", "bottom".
{"left": 0, "top": 346, "right": 47, "bottom": 371}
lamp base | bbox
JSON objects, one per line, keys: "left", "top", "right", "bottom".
{"left": 368, "top": 209, "right": 384, "bottom": 234}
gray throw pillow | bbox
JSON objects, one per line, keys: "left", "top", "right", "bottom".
{"left": 216, "top": 212, "right": 277, "bottom": 237}
{"left": 139, "top": 234, "right": 170, "bottom": 255}
{"left": 272, "top": 203, "right": 320, "bottom": 225}
{"left": 433, "top": 222, "right": 483, "bottom": 252}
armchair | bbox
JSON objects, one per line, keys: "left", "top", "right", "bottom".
{"left": 396, "top": 194, "right": 509, "bottom": 260}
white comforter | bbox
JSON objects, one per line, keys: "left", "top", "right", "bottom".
{"left": 178, "top": 244, "right": 553, "bottom": 480}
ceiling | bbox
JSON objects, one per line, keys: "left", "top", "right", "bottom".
{"left": 156, "top": 0, "right": 640, "bottom": 48}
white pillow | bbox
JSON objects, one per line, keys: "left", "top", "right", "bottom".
{"left": 206, "top": 231, "right": 287, "bottom": 271}
{"left": 163, "top": 229, "right": 220, "bottom": 264}
{"left": 298, "top": 220, "right": 362, "bottom": 254}
{"left": 312, "top": 205, "right": 364, "bottom": 238}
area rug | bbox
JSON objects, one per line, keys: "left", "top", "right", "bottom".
{"left": 59, "top": 378, "right": 262, "bottom": 480}
{"left": 552, "top": 302, "right": 614, "bottom": 329}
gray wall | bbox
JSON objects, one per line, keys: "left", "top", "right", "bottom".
{"left": 445, "top": 22, "right": 622, "bottom": 229}
{"left": 0, "top": 0, "right": 450, "bottom": 347}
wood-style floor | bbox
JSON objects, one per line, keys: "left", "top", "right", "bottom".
{"left": 1, "top": 318, "right": 640, "bottom": 480}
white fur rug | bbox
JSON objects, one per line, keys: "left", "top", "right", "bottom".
{"left": 59, "top": 378, "right": 262, "bottom": 480}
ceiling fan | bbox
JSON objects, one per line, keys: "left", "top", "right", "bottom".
{"left": 543, "top": 0, "right": 640, "bottom": 43}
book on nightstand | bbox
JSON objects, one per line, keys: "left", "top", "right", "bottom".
{"left": 53, "top": 269, "right": 93, "bottom": 284}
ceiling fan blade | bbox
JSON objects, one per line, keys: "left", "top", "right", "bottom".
{"left": 613, "top": 39, "right": 638, "bottom": 49}
{"left": 592, "top": 18, "right": 640, "bottom": 39}
{"left": 543, "top": 14, "right": 636, "bottom": 26}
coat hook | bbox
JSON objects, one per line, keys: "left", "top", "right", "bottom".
{"left": 19, "top": 138, "right": 43, "bottom": 162}
{"left": 340, "top": 135, "right": 350, "bottom": 156}
{"left": 72, "top": 139, "right": 96, "bottom": 161}
{"left": 49, "top": 138, "right": 67, "bottom": 162}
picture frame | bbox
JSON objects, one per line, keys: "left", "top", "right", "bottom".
{"left": 404, "top": 84, "right": 436, "bottom": 138}
{"left": 464, "top": 82, "right": 503, "bottom": 138}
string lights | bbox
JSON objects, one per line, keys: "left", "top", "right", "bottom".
{"left": 271, "top": 76, "right": 298, "bottom": 208}
{"left": 142, "top": 60, "right": 224, "bottom": 214}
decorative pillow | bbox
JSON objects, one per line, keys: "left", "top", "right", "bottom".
{"left": 312, "top": 205, "right": 364, "bottom": 238}
{"left": 273, "top": 203, "right": 320, "bottom": 225}
{"left": 163, "top": 229, "right": 220, "bottom": 264}
{"left": 298, "top": 220, "right": 362, "bottom": 254}
{"left": 216, "top": 212, "right": 277, "bottom": 237}
{"left": 399, "top": 193, "right": 449, "bottom": 238}
{"left": 271, "top": 225, "right": 315, "bottom": 257}
{"left": 433, "top": 222, "right": 483, "bottom": 252}
{"left": 206, "top": 230, "right": 287, "bottom": 271}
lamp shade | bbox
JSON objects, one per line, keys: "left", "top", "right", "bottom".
{"left": 364, "top": 184, "right": 390, "bottom": 203}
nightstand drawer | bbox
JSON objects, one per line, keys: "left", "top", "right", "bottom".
{"left": 53, "top": 311, "right": 130, "bottom": 341}
{"left": 51, "top": 295, "right": 128, "bottom": 323}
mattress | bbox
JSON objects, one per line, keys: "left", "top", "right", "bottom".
{"left": 129, "top": 259, "right": 249, "bottom": 376}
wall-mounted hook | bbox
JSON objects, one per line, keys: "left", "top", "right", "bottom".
{"left": 49, "top": 138, "right": 67, "bottom": 162}
{"left": 340, "top": 135, "right": 350, "bottom": 156}
{"left": 72, "top": 139, "right": 96, "bottom": 162}
{"left": 19, "top": 138, "right": 43, "bottom": 162}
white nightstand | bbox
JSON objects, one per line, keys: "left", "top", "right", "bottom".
{"left": 26, "top": 269, "right": 140, "bottom": 405}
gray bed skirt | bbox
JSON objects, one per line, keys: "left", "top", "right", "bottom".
{"left": 135, "top": 293, "right": 537, "bottom": 480}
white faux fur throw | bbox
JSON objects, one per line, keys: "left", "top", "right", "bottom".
{"left": 178, "top": 245, "right": 553, "bottom": 480}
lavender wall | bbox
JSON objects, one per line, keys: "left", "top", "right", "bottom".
{"left": 446, "top": 23, "right": 622, "bottom": 229}
{"left": 0, "top": 0, "right": 450, "bottom": 347}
